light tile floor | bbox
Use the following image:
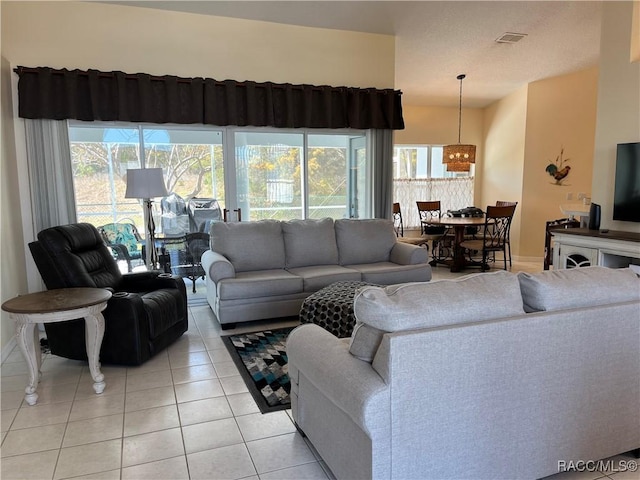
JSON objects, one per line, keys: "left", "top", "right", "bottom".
{"left": 2, "top": 263, "right": 638, "bottom": 480}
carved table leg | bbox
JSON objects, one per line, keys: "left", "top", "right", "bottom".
{"left": 15, "top": 319, "right": 41, "bottom": 406}
{"left": 84, "top": 311, "right": 106, "bottom": 395}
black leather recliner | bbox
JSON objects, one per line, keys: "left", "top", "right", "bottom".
{"left": 29, "top": 223, "right": 188, "bottom": 365}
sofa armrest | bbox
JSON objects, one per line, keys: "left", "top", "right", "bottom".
{"left": 201, "top": 250, "right": 236, "bottom": 283}
{"left": 287, "top": 324, "right": 390, "bottom": 435}
{"left": 390, "top": 241, "right": 429, "bottom": 265}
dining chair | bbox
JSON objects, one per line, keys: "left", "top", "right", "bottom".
{"left": 159, "top": 233, "right": 209, "bottom": 293}
{"left": 392, "top": 203, "right": 404, "bottom": 237}
{"left": 416, "top": 201, "right": 452, "bottom": 265}
{"left": 459, "top": 204, "right": 516, "bottom": 271}
{"left": 495, "top": 201, "right": 518, "bottom": 267}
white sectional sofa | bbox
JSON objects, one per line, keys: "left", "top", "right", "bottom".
{"left": 287, "top": 266, "right": 640, "bottom": 480}
{"left": 201, "top": 218, "right": 431, "bottom": 328}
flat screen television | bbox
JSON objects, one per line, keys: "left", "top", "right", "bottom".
{"left": 613, "top": 142, "right": 640, "bottom": 222}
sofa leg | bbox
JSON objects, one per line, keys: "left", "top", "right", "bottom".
{"left": 221, "top": 323, "right": 236, "bottom": 330}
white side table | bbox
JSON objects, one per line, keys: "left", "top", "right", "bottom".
{"left": 2, "top": 287, "right": 112, "bottom": 406}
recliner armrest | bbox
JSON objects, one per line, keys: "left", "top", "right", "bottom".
{"left": 390, "top": 241, "right": 429, "bottom": 265}
{"left": 201, "top": 250, "right": 236, "bottom": 283}
{"left": 287, "top": 324, "right": 390, "bottom": 435}
{"left": 119, "top": 271, "right": 184, "bottom": 292}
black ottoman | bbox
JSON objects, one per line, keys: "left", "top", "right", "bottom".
{"left": 299, "top": 281, "right": 379, "bottom": 338}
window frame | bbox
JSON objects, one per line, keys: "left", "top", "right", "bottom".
{"left": 68, "top": 121, "right": 371, "bottom": 226}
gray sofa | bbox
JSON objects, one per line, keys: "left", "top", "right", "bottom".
{"left": 287, "top": 266, "right": 640, "bottom": 480}
{"left": 201, "top": 218, "right": 431, "bottom": 327}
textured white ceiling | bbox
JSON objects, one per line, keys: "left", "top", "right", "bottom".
{"left": 102, "top": 1, "right": 603, "bottom": 108}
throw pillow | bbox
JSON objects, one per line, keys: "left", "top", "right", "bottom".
{"left": 518, "top": 266, "right": 640, "bottom": 312}
{"left": 335, "top": 219, "right": 397, "bottom": 265}
{"left": 210, "top": 220, "right": 285, "bottom": 272}
{"left": 349, "top": 271, "right": 525, "bottom": 362}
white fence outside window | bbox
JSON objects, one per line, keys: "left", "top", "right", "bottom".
{"left": 393, "top": 177, "right": 474, "bottom": 229}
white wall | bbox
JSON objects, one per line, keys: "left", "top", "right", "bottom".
{"left": 1, "top": 55, "right": 28, "bottom": 360}
{"left": 592, "top": 1, "right": 640, "bottom": 233}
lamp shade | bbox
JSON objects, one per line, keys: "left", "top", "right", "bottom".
{"left": 125, "top": 168, "right": 169, "bottom": 199}
{"left": 442, "top": 144, "right": 476, "bottom": 164}
{"left": 446, "top": 160, "right": 472, "bottom": 172}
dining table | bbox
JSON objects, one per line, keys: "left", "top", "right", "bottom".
{"left": 421, "top": 216, "right": 488, "bottom": 272}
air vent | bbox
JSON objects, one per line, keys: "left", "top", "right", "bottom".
{"left": 495, "top": 32, "right": 527, "bottom": 44}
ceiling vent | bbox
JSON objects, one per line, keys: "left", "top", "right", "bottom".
{"left": 495, "top": 32, "right": 527, "bottom": 44}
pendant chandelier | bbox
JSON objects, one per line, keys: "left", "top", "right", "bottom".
{"left": 446, "top": 161, "right": 471, "bottom": 172}
{"left": 443, "top": 74, "right": 476, "bottom": 171}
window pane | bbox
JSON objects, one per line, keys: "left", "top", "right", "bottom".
{"left": 143, "top": 128, "right": 224, "bottom": 234}
{"left": 235, "top": 132, "right": 303, "bottom": 221}
{"left": 351, "top": 136, "right": 369, "bottom": 218}
{"left": 430, "top": 146, "right": 446, "bottom": 178}
{"left": 69, "top": 125, "right": 142, "bottom": 227}
{"left": 393, "top": 146, "right": 428, "bottom": 179}
{"left": 307, "top": 134, "right": 349, "bottom": 219}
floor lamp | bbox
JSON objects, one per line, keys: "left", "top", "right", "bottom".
{"left": 125, "top": 168, "right": 169, "bottom": 270}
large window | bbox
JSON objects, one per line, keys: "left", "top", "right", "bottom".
{"left": 393, "top": 145, "right": 474, "bottom": 228}
{"left": 69, "top": 123, "right": 370, "bottom": 232}
{"left": 69, "top": 124, "right": 224, "bottom": 230}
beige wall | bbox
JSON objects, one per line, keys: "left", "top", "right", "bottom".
{"left": 479, "top": 67, "right": 599, "bottom": 260}
{"left": 394, "top": 104, "right": 484, "bottom": 205}
{"left": 520, "top": 67, "right": 599, "bottom": 258}
{"left": 593, "top": 1, "right": 640, "bottom": 233}
{"left": 1, "top": 1, "right": 395, "bottom": 88}
{"left": 631, "top": 1, "right": 639, "bottom": 63}
{"left": 1, "top": 55, "right": 28, "bottom": 359}
{"left": 480, "top": 86, "right": 528, "bottom": 259}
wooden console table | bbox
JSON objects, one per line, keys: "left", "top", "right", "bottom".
{"left": 1, "top": 288, "right": 111, "bottom": 406}
{"left": 550, "top": 228, "right": 640, "bottom": 269}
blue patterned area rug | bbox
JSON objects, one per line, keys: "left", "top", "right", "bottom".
{"left": 222, "top": 327, "right": 295, "bottom": 414}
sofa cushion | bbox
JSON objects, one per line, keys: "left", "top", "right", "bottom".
{"left": 350, "top": 271, "right": 525, "bottom": 362}
{"left": 518, "top": 266, "right": 640, "bottom": 313}
{"left": 210, "top": 220, "right": 285, "bottom": 272}
{"left": 335, "top": 219, "right": 397, "bottom": 265}
{"left": 348, "top": 262, "right": 432, "bottom": 285}
{"left": 287, "top": 265, "right": 361, "bottom": 291}
{"left": 218, "top": 269, "right": 303, "bottom": 300}
{"left": 283, "top": 218, "right": 339, "bottom": 268}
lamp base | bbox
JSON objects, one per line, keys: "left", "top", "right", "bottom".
{"left": 145, "top": 200, "right": 159, "bottom": 270}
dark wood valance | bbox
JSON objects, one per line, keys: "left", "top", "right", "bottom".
{"left": 14, "top": 66, "right": 404, "bottom": 130}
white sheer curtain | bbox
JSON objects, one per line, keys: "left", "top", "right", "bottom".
{"left": 25, "top": 119, "right": 76, "bottom": 232}
{"left": 393, "top": 177, "right": 474, "bottom": 228}
{"left": 370, "top": 129, "right": 394, "bottom": 219}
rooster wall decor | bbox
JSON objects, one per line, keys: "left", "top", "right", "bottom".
{"left": 545, "top": 147, "right": 571, "bottom": 185}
